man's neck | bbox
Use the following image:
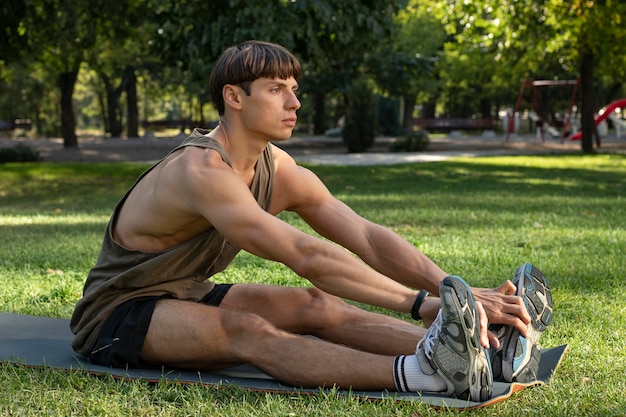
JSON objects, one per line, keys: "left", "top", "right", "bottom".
{"left": 211, "top": 119, "right": 268, "bottom": 179}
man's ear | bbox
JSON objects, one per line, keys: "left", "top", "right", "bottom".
{"left": 223, "top": 84, "right": 243, "bottom": 111}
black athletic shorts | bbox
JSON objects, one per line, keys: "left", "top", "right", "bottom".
{"left": 88, "top": 283, "right": 234, "bottom": 369}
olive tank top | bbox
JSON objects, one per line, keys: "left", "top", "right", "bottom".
{"left": 70, "top": 128, "right": 275, "bottom": 356}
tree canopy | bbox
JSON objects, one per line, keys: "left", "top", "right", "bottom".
{"left": 1, "top": 0, "right": 624, "bottom": 152}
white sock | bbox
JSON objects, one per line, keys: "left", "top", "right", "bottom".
{"left": 393, "top": 354, "right": 447, "bottom": 392}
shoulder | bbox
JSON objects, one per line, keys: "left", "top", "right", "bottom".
{"left": 268, "top": 144, "right": 334, "bottom": 213}
{"left": 166, "top": 145, "right": 233, "bottom": 181}
{"left": 269, "top": 143, "right": 316, "bottom": 179}
{"left": 157, "top": 146, "right": 249, "bottom": 208}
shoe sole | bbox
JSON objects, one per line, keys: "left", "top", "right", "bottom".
{"left": 439, "top": 276, "right": 492, "bottom": 402}
{"left": 517, "top": 263, "right": 553, "bottom": 332}
{"left": 502, "top": 263, "right": 553, "bottom": 382}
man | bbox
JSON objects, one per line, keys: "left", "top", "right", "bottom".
{"left": 71, "top": 40, "right": 552, "bottom": 402}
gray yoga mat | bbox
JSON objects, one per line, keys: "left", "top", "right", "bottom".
{"left": 0, "top": 313, "right": 567, "bottom": 410}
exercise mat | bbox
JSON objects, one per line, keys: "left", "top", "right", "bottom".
{"left": 0, "top": 313, "right": 567, "bottom": 410}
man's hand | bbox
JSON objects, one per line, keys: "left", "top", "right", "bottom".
{"left": 472, "top": 280, "right": 531, "bottom": 346}
{"left": 475, "top": 301, "right": 490, "bottom": 349}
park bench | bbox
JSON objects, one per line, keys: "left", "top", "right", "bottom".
{"left": 0, "top": 119, "right": 33, "bottom": 131}
{"left": 413, "top": 118, "right": 493, "bottom": 133}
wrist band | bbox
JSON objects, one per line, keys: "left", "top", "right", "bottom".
{"left": 410, "top": 290, "right": 429, "bottom": 321}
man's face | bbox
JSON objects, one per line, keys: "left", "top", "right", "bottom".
{"left": 237, "top": 77, "right": 301, "bottom": 142}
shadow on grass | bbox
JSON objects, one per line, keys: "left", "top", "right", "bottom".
{"left": 311, "top": 155, "right": 625, "bottom": 230}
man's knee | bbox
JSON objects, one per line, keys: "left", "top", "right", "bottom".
{"left": 142, "top": 301, "right": 289, "bottom": 368}
{"left": 224, "top": 310, "right": 278, "bottom": 340}
{"left": 299, "top": 288, "right": 359, "bottom": 329}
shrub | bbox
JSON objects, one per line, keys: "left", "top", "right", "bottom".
{"left": 342, "top": 78, "right": 377, "bottom": 153}
{"left": 377, "top": 96, "right": 401, "bottom": 136}
{"left": 390, "top": 129, "right": 430, "bottom": 152}
{"left": 0, "top": 144, "right": 40, "bottom": 163}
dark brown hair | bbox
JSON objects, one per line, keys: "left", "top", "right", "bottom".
{"left": 209, "top": 40, "right": 301, "bottom": 115}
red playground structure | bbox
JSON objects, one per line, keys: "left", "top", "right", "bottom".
{"left": 506, "top": 79, "right": 579, "bottom": 143}
{"left": 569, "top": 98, "right": 626, "bottom": 141}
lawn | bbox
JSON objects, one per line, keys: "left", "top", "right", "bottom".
{"left": 0, "top": 154, "right": 624, "bottom": 416}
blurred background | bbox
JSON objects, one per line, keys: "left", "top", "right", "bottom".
{"left": 1, "top": 0, "right": 625, "bottom": 152}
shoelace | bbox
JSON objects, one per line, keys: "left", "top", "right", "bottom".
{"left": 421, "top": 310, "right": 443, "bottom": 360}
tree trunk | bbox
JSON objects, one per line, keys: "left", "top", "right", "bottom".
{"left": 58, "top": 69, "right": 80, "bottom": 148}
{"left": 313, "top": 92, "right": 326, "bottom": 135}
{"left": 479, "top": 97, "right": 492, "bottom": 120}
{"left": 124, "top": 66, "right": 139, "bottom": 138}
{"left": 605, "top": 81, "right": 624, "bottom": 104}
{"left": 98, "top": 92, "right": 109, "bottom": 134}
{"left": 100, "top": 72, "right": 124, "bottom": 138}
{"left": 402, "top": 94, "right": 417, "bottom": 131}
{"left": 580, "top": 51, "right": 596, "bottom": 153}
{"left": 107, "top": 88, "right": 123, "bottom": 138}
{"left": 422, "top": 97, "right": 436, "bottom": 118}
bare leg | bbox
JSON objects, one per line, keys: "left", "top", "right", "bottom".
{"left": 218, "top": 284, "right": 427, "bottom": 355}
{"left": 141, "top": 298, "right": 398, "bottom": 390}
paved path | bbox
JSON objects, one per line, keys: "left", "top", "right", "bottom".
{"left": 279, "top": 136, "right": 579, "bottom": 165}
{"left": 1, "top": 132, "right": 624, "bottom": 165}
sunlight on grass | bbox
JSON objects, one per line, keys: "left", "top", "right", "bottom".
{"left": 0, "top": 154, "right": 625, "bottom": 416}
{"left": 0, "top": 214, "right": 110, "bottom": 226}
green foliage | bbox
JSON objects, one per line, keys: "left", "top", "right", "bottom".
{"left": 0, "top": 144, "right": 39, "bottom": 163}
{"left": 433, "top": 0, "right": 626, "bottom": 148}
{"left": 371, "top": 0, "right": 442, "bottom": 98}
{"left": 0, "top": 62, "right": 56, "bottom": 134}
{"left": 291, "top": 0, "right": 405, "bottom": 72}
{"left": 377, "top": 96, "right": 402, "bottom": 136}
{"left": 0, "top": 1, "right": 29, "bottom": 61}
{"left": 2, "top": 0, "right": 626, "bottom": 148}
{"left": 389, "top": 129, "right": 429, "bottom": 152}
{"left": 341, "top": 78, "right": 377, "bottom": 153}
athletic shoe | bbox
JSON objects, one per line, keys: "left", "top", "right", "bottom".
{"left": 416, "top": 275, "right": 492, "bottom": 401}
{"left": 490, "top": 263, "right": 553, "bottom": 383}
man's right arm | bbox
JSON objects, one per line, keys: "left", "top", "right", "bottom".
{"left": 176, "top": 152, "right": 420, "bottom": 315}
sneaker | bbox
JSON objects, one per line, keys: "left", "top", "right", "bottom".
{"left": 490, "top": 263, "right": 553, "bottom": 383}
{"left": 416, "top": 275, "right": 492, "bottom": 401}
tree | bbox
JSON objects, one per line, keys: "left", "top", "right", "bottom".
{"left": 5, "top": 0, "right": 146, "bottom": 147}
{"left": 149, "top": 0, "right": 406, "bottom": 136}
{"left": 369, "top": 0, "right": 442, "bottom": 130}
{"left": 424, "top": 0, "right": 522, "bottom": 121}
{"left": 0, "top": 1, "right": 29, "bottom": 63}
{"left": 457, "top": 0, "right": 626, "bottom": 153}
{"left": 24, "top": 0, "right": 94, "bottom": 147}
{"left": 142, "top": 0, "right": 299, "bottom": 132}
{"left": 289, "top": 0, "right": 407, "bottom": 134}
{"left": 342, "top": 77, "right": 377, "bottom": 152}
{"left": 552, "top": 0, "right": 626, "bottom": 152}
{"left": 86, "top": 11, "right": 152, "bottom": 138}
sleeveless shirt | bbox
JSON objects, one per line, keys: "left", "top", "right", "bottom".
{"left": 70, "top": 129, "right": 275, "bottom": 356}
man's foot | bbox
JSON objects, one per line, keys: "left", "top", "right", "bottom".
{"left": 490, "top": 263, "right": 553, "bottom": 383}
{"left": 416, "top": 275, "right": 492, "bottom": 401}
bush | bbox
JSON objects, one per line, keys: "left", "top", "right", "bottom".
{"left": 0, "top": 144, "right": 40, "bottom": 163}
{"left": 390, "top": 129, "right": 430, "bottom": 152}
{"left": 377, "top": 96, "right": 401, "bottom": 136}
{"left": 342, "top": 78, "right": 377, "bottom": 153}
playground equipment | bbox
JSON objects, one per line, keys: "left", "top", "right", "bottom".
{"left": 506, "top": 79, "right": 579, "bottom": 143}
{"left": 569, "top": 98, "right": 626, "bottom": 141}
{"left": 609, "top": 113, "right": 626, "bottom": 139}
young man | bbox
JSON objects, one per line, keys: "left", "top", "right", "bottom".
{"left": 71, "top": 41, "right": 552, "bottom": 401}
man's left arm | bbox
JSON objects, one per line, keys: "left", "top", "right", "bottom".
{"left": 276, "top": 155, "right": 529, "bottom": 332}
{"left": 300, "top": 196, "right": 446, "bottom": 295}
{"left": 295, "top": 190, "right": 529, "bottom": 332}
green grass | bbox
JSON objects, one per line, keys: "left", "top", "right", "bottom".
{"left": 1, "top": 154, "right": 625, "bottom": 416}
